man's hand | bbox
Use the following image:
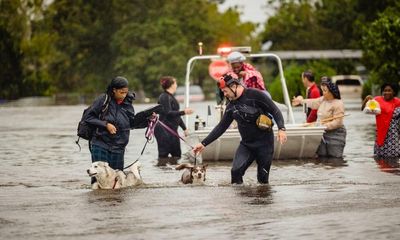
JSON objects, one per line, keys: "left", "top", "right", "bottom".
{"left": 277, "top": 129, "right": 287, "bottom": 145}
{"left": 193, "top": 143, "right": 205, "bottom": 154}
{"left": 106, "top": 123, "right": 117, "bottom": 134}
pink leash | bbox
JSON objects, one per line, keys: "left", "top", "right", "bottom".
{"left": 155, "top": 117, "right": 194, "bottom": 149}
{"left": 123, "top": 116, "right": 159, "bottom": 170}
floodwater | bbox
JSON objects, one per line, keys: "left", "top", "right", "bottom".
{"left": 0, "top": 101, "right": 399, "bottom": 240}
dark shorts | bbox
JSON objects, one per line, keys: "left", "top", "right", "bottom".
{"left": 90, "top": 144, "right": 125, "bottom": 170}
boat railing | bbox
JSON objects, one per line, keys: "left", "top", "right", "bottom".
{"left": 184, "top": 53, "right": 296, "bottom": 127}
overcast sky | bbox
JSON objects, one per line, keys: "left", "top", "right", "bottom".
{"left": 217, "top": 0, "right": 276, "bottom": 25}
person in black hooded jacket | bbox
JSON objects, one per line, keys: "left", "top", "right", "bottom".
{"left": 155, "top": 76, "right": 194, "bottom": 159}
{"left": 86, "top": 76, "right": 145, "bottom": 171}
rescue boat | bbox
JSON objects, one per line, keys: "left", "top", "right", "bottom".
{"left": 183, "top": 46, "right": 326, "bottom": 160}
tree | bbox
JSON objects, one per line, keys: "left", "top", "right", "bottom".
{"left": 112, "top": 0, "right": 257, "bottom": 97}
{"left": 0, "top": 0, "right": 41, "bottom": 99}
{"left": 268, "top": 60, "right": 336, "bottom": 103}
{"left": 361, "top": 4, "right": 400, "bottom": 86}
{"left": 45, "top": 0, "right": 117, "bottom": 94}
{"left": 261, "top": 0, "right": 339, "bottom": 50}
{"left": 1, "top": 0, "right": 258, "bottom": 99}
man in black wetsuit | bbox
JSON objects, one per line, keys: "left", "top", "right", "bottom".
{"left": 193, "top": 74, "right": 287, "bottom": 184}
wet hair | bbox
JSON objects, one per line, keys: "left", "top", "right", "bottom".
{"left": 302, "top": 70, "right": 315, "bottom": 82}
{"left": 106, "top": 76, "right": 129, "bottom": 95}
{"left": 380, "top": 82, "right": 399, "bottom": 96}
{"left": 160, "top": 76, "right": 176, "bottom": 90}
{"left": 321, "top": 76, "right": 341, "bottom": 99}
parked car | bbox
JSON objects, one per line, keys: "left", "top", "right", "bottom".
{"left": 174, "top": 85, "right": 205, "bottom": 102}
{"left": 331, "top": 75, "right": 363, "bottom": 100}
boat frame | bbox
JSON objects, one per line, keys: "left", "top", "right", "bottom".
{"left": 183, "top": 52, "right": 325, "bottom": 160}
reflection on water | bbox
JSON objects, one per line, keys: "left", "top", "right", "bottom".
{"left": 156, "top": 156, "right": 180, "bottom": 167}
{"left": 375, "top": 158, "right": 400, "bottom": 175}
{"left": 1, "top": 104, "right": 400, "bottom": 240}
{"left": 87, "top": 190, "right": 126, "bottom": 204}
{"left": 315, "top": 157, "right": 348, "bottom": 167}
{"left": 235, "top": 185, "right": 274, "bottom": 205}
{"left": 273, "top": 157, "right": 347, "bottom": 168}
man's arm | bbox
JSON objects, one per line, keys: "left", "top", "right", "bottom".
{"left": 193, "top": 108, "right": 233, "bottom": 153}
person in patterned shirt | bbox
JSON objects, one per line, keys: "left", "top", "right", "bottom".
{"left": 362, "top": 82, "right": 400, "bottom": 158}
{"left": 226, "top": 51, "right": 267, "bottom": 91}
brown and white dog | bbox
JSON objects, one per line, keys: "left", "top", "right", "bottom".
{"left": 87, "top": 161, "right": 142, "bottom": 189}
{"left": 175, "top": 163, "right": 208, "bottom": 184}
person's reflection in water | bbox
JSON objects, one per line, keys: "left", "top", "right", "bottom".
{"left": 315, "top": 157, "right": 348, "bottom": 167}
{"left": 375, "top": 157, "right": 400, "bottom": 175}
{"left": 235, "top": 185, "right": 273, "bottom": 205}
{"left": 156, "top": 156, "right": 180, "bottom": 167}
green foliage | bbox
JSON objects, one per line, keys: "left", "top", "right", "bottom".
{"left": 1, "top": 0, "right": 399, "bottom": 101}
{"left": 46, "top": 0, "right": 117, "bottom": 94}
{"left": 361, "top": 76, "right": 373, "bottom": 99}
{"left": 0, "top": 0, "right": 27, "bottom": 99}
{"left": 361, "top": 4, "right": 400, "bottom": 86}
{"left": 262, "top": 0, "right": 398, "bottom": 50}
{"left": 262, "top": 1, "right": 339, "bottom": 50}
{"left": 269, "top": 61, "right": 336, "bottom": 103}
{"left": 111, "top": 0, "right": 258, "bottom": 98}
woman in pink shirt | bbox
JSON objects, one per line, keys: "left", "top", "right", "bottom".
{"left": 362, "top": 83, "right": 400, "bottom": 158}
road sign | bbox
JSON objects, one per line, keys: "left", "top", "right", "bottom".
{"left": 208, "top": 60, "right": 230, "bottom": 80}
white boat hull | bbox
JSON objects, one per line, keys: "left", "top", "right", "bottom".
{"left": 193, "top": 125, "right": 325, "bottom": 160}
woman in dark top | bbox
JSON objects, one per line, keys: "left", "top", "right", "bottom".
{"left": 155, "top": 76, "right": 194, "bottom": 158}
{"left": 86, "top": 76, "right": 144, "bottom": 171}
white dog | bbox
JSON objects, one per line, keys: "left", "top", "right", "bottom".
{"left": 175, "top": 163, "right": 208, "bottom": 184}
{"left": 87, "top": 161, "right": 142, "bottom": 189}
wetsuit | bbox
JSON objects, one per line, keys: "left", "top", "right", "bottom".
{"left": 201, "top": 88, "right": 285, "bottom": 184}
{"left": 155, "top": 91, "right": 187, "bottom": 158}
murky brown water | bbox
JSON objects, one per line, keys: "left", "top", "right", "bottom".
{"left": 1, "top": 101, "right": 399, "bottom": 240}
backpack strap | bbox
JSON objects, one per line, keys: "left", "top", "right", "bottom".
{"left": 99, "top": 94, "right": 110, "bottom": 119}
{"left": 101, "top": 94, "right": 110, "bottom": 113}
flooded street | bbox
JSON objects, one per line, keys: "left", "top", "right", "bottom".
{"left": 1, "top": 101, "right": 400, "bottom": 240}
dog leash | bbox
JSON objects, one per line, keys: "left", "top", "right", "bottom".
{"left": 123, "top": 116, "right": 158, "bottom": 170}
{"left": 124, "top": 115, "right": 198, "bottom": 170}
{"left": 155, "top": 117, "right": 195, "bottom": 149}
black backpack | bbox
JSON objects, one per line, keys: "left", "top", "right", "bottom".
{"left": 76, "top": 94, "right": 110, "bottom": 151}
